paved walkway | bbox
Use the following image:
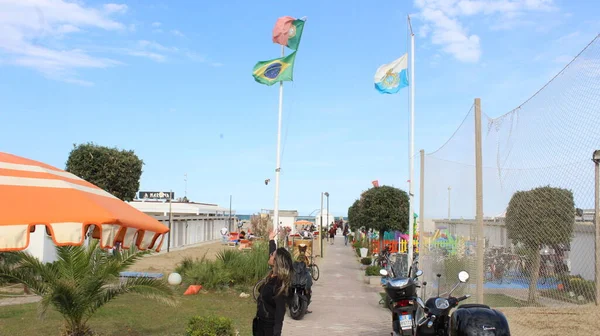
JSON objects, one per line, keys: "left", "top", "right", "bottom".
{"left": 283, "top": 234, "right": 391, "bottom": 335}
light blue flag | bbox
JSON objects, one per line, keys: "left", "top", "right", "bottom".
{"left": 374, "top": 53, "right": 409, "bottom": 94}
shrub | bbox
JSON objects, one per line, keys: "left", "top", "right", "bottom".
{"left": 186, "top": 315, "right": 235, "bottom": 336}
{"left": 568, "top": 276, "right": 595, "bottom": 302}
{"left": 175, "top": 256, "right": 195, "bottom": 275}
{"left": 365, "top": 265, "right": 381, "bottom": 276}
{"left": 177, "top": 242, "right": 270, "bottom": 291}
{"left": 360, "top": 257, "right": 372, "bottom": 265}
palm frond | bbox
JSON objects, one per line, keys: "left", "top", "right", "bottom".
{"left": 85, "top": 277, "right": 177, "bottom": 319}
{"left": 0, "top": 263, "right": 48, "bottom": 295}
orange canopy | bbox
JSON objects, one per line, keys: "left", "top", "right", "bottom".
{"left": 0, "top": 152, "right": 168, "bottom": 252}
{"left": 294, "top": 220, "right": 313, "bottom": 226}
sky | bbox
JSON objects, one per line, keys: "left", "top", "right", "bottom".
{"left": 1, "top": 0, "right": 599, "bottom": 216}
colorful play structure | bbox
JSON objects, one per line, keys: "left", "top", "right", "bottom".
{"left": 367, "top": 226, "right": 473, "bottom": 256}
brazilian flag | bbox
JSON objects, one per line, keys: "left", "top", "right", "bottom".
{"left": 252, "top": 51, "right": 297, "bottom": 86}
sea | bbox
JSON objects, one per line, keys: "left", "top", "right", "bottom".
{"left": 236, "top": 214, "right": 347, "bottom": 221}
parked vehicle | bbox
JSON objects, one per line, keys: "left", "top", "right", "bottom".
{"left": 381, "top": 268, "right": 511, "bottom": 335}
{"left": 380, "top": 258, "right": 423, "bottom": 335}
{"left": 288, "top": 261, "right": 311, "bottom": 320}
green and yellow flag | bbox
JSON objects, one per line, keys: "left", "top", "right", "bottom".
{"left": 252, "top": 51, "right": 297, "bottom": 86}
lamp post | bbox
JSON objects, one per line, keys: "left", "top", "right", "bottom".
{"left": 593, "top": 150, "right": 600, "bottom": 306}
{"left": 325, "top": 191, "right": 330, "bottom": 231}
{"left": 320, "top": 192, "right": 324, "bottom": 258}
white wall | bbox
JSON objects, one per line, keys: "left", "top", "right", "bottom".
{"left": 279, "top": 216, "right": 296, "bottom": 232}
{"left": 570, "top": 230, "right": 595, "bottom": 281}
{"left": 314, "top": 210, "right": 335, "bottom": 229}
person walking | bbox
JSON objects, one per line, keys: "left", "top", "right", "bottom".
{"left": 253, "top": 230, "right": 293, "bottom": 336}
{"left": 329, "top": 226, "right": 336, "bottom": 245}
{"left": 343, "top": 225, "right": 349, "bottom": 246}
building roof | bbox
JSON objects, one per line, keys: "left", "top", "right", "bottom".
{"left": 128, "top": 200, "right": 233, "bottom": 215}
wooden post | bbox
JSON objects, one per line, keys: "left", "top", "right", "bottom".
{"left": 420, "top": 149, "right": 425, "bottom": 253}
{"left": 474, "top": 98, "right": 484, "bottom": 304}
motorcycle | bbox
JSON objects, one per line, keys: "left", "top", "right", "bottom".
{"left": 384, "top": 269, "right": 512, "bottom": 335}
{"left": 288, "top": 261, "right": 311, "bottom": 320}
{"left": 380, "top": 257, "right": 424, "bottom": 335}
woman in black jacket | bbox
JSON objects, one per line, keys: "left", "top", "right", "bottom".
{"left": 253, "top": 231, "right": 293, "bottom": 336}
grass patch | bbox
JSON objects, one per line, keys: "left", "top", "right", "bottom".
{"left": 540, "top": 289, "right": 590, "bottom": 305}
{"left": 0, "top": 290, "right": 256, "bottom": 336}
{"left": 482, "top": 294, "right": 526, "bottom": 307}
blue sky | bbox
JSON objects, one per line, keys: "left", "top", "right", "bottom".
{"left": 1, "top": 0, "right": 598, "bottom": 216}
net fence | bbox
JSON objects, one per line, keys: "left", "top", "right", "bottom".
{"left": 418, "top": 34, "right": 600, "bottom": 335}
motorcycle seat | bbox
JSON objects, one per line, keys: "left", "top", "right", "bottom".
{"left": 457, "top": 303, "right": 490, "bottom": 309}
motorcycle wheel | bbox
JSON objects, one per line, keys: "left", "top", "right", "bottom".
{"left": 289, "top": 293, "right": 307, "bottom": 320}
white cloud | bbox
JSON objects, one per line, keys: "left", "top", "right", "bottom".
{"left": 171, "top": 29, "right": 185, "bottom": 37}
{"left": 127, "top": 50, "right": 166, "bottom": 62}
{"left": 413, "top": 0, "right": 558, "bottom": 63}
{"left": 0, "top": 0, "right": 127, "bottom": 84}
{"left": 138, "top": 40, "right": 174, "bottom": 51}
{"left": 152, "top": 21, "right": 162, "bottom": 27}
{"left": 103, "top": 3, "right": 128, "bottom": 14}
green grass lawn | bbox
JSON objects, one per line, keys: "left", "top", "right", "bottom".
{"left": 0, "top": 290, "right": 256, "bottom": 336}
{"left": 482, "top": 294, "right": 525, "bottom": 307}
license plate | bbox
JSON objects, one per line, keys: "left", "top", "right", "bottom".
{"left": 399, "top": 314, "right": 413, "bottom": 330}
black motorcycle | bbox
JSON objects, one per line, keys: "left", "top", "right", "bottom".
{"left": 416, "top": 271, "right": 510, "bottom": 336}
{"left": 382, "top": 268, "right": 510, "bottom": 336}
{"left": 380, "top": 259, "right": 424, "bottom": 335}
{"left": 288, "top": 261, "right": 311, "bottom": 320}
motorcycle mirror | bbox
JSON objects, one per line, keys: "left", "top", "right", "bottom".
{"left": 380, "top": 269, "right": 389, "bottom": 276}
{"left": 415, "top": 270, "right": 423, "bottom": 277}
{"left": 458, "top": 271, "right": 470, "bottom": 283}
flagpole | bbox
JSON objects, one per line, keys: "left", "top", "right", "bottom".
{"left": 273, "top": 45, "right": 285, "bottom": 242}
{"left": 407, "top": 15, "right": 416, "bottom": 269}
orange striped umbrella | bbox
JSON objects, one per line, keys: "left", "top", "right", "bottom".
{"left": 0, "top": 152, "right": 168, "bottom": 252}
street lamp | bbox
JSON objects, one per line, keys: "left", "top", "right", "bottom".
{"left": 593, "top": 150, "right": 600, "bottom": 306}
{"left": 324, "top": 191, "right": 330, "bottom": 232}
{"left": 320, "top": 193, "right": 324, "bottom": 257}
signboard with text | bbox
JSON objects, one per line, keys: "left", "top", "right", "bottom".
{"left": 138, "top": 191, "right": 174, "bottom": 200}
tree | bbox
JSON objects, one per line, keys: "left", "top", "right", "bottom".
{"left": 65, "top": 143, "right": 143, "bottom": 201}
{"left": 355, "top": 186, "right": 410, "bottom": 251}
{"left": 347, "top": 199, "right": 365, "bottom": 229}
{"left": 0, "top": 241, "right": 176, "bottom": 336}
{"left": 250, "top": 214, "right": 271, "bottom": 239}
{"left": 505, "top": 186, "right": 574, "bottom": 303}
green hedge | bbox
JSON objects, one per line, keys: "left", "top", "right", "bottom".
{"left": 186, "top": 315, "right": 235, "bottom": 336}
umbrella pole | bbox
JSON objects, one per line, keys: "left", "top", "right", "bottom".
{"left": 167, "top": 192, "right": 173, "bottom": 252}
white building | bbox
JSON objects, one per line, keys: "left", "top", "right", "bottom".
{"left": 128, "top": 200, "right": 235, "bottom": 251}
{"left": 266, "top": 209, "right": 298, "bottom": 233}
{"left": 314, "top": 210, "right": 335, "bottom": 229}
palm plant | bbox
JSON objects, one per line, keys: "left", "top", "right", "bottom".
{"left": 0, "top": 240, "right": 177, "bottom": 336}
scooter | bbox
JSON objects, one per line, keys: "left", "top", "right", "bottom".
{"left": 288, "top": 261, "right": 311, "bottom": 320}
{"left": 416, "top": 271, "right": 510, "bottom": 336}
{"left": 381, "top": 269, "right": 510, "bottom": 336}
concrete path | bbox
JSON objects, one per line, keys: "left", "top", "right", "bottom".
{"left": 283, "top": 234, "right": 391, "bottom": 335}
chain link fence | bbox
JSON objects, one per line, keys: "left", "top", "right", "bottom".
{"left": 419, "top": 34, "right": 600, "bottom": 335}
